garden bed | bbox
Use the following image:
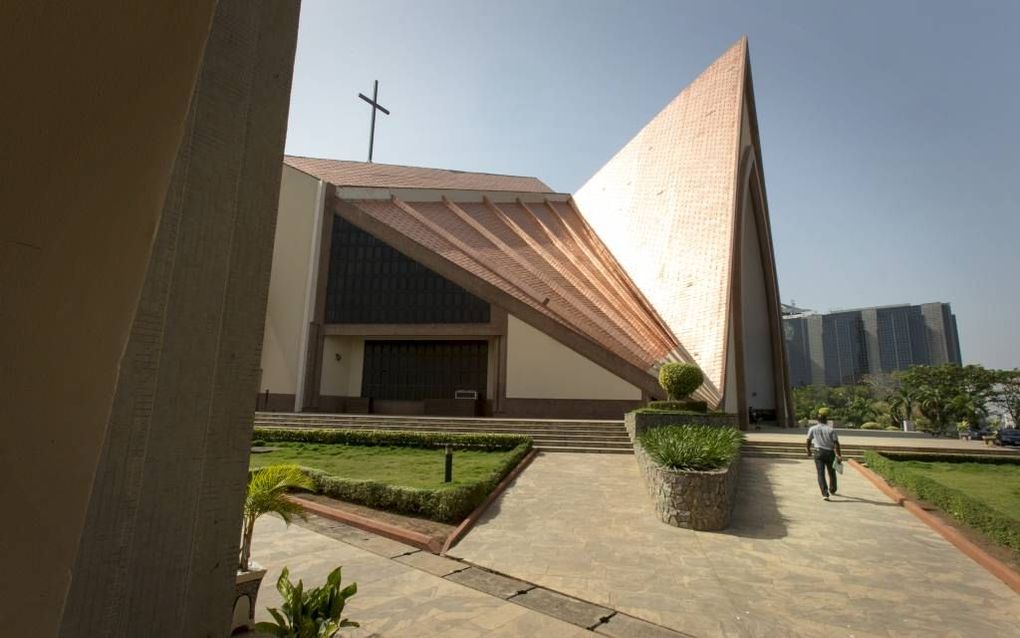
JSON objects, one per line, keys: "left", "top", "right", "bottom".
{"left": 863, "top": 451, "right": 1020, "bottom": 554}
{"left": 251, "top": 427, "right": 531, "bottom": 523}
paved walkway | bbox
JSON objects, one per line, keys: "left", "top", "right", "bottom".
{"left": 250, "top": 515, "right": 590, "bottom": 636}
{"left": 748, "top": 427, "right": 1020, "bottom": 452}
{"left": 449, "top": 454, "right": 1020, "bottom": 637}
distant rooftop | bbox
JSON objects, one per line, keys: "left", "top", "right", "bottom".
{"left": 284, "top": 155, "right": 553, "bottom": 193}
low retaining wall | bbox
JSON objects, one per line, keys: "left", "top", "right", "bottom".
{"left": 625, "top": 411, "right": 738, "bottom": 440}
{"left": 633, "top": 443, "right": 740, "bottom": 531}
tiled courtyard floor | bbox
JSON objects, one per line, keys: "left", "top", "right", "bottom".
{"left": 250, "top": 515, "right": 591, "bottom": 637}
{"left": 449, "top": 454, "right": 1020, "bottom": 637}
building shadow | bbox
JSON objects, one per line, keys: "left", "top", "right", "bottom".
{"left": 718, "top": 457, "right": 790, "bottom": 540}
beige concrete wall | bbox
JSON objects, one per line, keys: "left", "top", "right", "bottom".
{"left": 260, "top": 165, "right": 322, "bottom": 397}
{"left": 320, "top": 336, "right": 365, "bottom": 396}
{"left": 0, "top": 3, "right": 220, "bottom": 634}
{"left": 506, "top": 315, "right": 641, "bottom": 400}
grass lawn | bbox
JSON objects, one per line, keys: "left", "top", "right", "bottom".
{"left": 896, "top": 460, "right": 1020, "bottom": 521}
{"left": 250, "top": 442, "right": 516, "bottom": 490}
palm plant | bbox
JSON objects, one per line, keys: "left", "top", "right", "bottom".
{"left": 240, "top": 465, "right": 315, "bottom": 572}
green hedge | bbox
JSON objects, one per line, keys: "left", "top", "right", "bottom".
{"left": 299, "top": 441, "right": 532, "bottom": 522}
{"left": 634, "top": 407, "right": 727, "bottom": 416}
{"left": 647, "top": 400, "right": 708, "bottom": 413}
{"left": 871, "top": 451, "right": 1020, "bottom": 465}
{"left": 254, "top": 427, "right": 529, "bottom": 451}
{"left": 864, "top": 451, "right": 1020, "bottom": 552}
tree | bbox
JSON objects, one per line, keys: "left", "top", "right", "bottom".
{"left": 897, "top": 364, "right": 1001, "bottom": 436}
{"left": 658, "top": 362, "right": 704, "bottom": 400}
{"left": 240, "top": 465, "right": 315, "bottom": 571}
{"left": 993, "top": 370, "right": 1020, "bottom": 427}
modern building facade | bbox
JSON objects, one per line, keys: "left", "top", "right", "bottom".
{"left": 259, "top": 38, "right": 794, "bottom": 425}
{"left": 783, "top": 303, "right": 962, "bottom": 387}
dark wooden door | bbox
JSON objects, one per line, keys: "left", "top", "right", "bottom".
{"left": 361, "top": 340, "right": 487, "bottom": 401}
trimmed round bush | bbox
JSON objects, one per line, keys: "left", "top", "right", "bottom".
{"left": 861, "top": 421, "right": 882, "bottom": 430}
{"left": 885, "top": 426, "right": 901, "bottom": 431}
{"left": 658, "top": 363, "right": 704, "bottom": 400}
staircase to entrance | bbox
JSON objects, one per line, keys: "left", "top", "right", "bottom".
{"left": 254, "top": 412, "right": 633, "bottom": 454}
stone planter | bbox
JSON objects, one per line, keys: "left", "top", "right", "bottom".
{"left": 633, "top": 443, "right": 740, "bottom": 531}
{"left": 231, "top": 562, "right": 267, "bottom": 634}
{"left": 625, "top": 410, "right": 738, "bottom": 441}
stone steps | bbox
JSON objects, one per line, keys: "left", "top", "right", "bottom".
{"left": 254, "top": 412, "right": 633, "bottom": 454}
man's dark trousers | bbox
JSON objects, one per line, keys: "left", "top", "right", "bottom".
{"left": 813, "top": 448, "right": 837, "bottom": 496}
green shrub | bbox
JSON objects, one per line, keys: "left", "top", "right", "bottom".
{"left": 647, "top": 400, "right": 708, "bottom": 413}
{"left": 300, "top": 442, "right": 532, "bottom": 522}
{"left": 863, "top": 451, "right": 1020, "bottom": 552}
{"left": 638, "top": 425, "right": 743, "bottom": 471}
{"left": 657, "top": 363, "right": 704, "bottom": 400}
{"left": 254, "top": 427, "right": 528, "bottom": 451}
{"left": 251, "top": 439, "right": 266, "bottom": 447}
{"left": 876, "top": 414, "right": 893, "bottom": 429}
{"left": 861, "top": 421, "right": 882, "bottom": 430}
{"left": 885, "top": 426, "right": 901, "bottom": 431}
{"left": 256, "top": 566, "right": 357, "bottom": 637}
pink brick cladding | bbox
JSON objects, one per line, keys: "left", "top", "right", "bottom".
{"left": 573, "top": 38, "right": 750, "bottom": 400}
{"left": 286, "top": 155, "right": 552, "bottom": 193}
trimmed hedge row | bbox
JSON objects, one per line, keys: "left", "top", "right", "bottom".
{"left": 873, "top": 451, "right": 1020, "bottom": 466}
{"left": 647, "top": 400, "right": 708, "bottom": 413}
{"left": 864, "top": 451, "right": 1020, "bottom": 553}
{"left": 254, "top": 426, "right": 530, "bottom": 450}
{"left": 635, "top": 407, "right": 726, "bottom": 416}
{"left": 300, "top": 442, "right": 532, "bottom": 522}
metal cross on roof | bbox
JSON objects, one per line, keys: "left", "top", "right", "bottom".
{"left": 358, "top": 80, "right": 390, "bottom": 163}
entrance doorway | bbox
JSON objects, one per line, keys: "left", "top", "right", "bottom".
{"left": 361, "top": 340, "right": 488, "bottom": 415}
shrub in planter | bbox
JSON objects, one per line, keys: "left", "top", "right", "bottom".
{"left": 634, "top": 425, "right": 744, "bottom": 530}
{"left": 639, "top": 425, "right": 743, "bottom": 471}
{"left": 234, "top": 465, "right": 315, "bottom": 634}
{"left": 657, "top": 362, "right": 704, "bottom": 401}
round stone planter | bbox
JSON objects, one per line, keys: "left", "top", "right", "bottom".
{"left": 633, "top": 443, "right": 740, "bottom": 531}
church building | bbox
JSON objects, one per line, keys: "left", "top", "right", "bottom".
{"left": 258, "top": 38, "right": 792, "bottom": 426}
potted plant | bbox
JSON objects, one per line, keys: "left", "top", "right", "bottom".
{"left": 255, "top": 566, "right": 359, "bottom": 637}
{"left": 232, "top": 465, "right": 315, "bottom": 634}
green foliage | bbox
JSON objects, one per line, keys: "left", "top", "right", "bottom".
{"left": 996, "top": 370, "right": 1020, "bottom": 427}
{"left": 254, "top": 427, "right": 528, "bottom": 451}
{"left": 240, "top": 465, "right": 316, "bottom": 571}
{"left": 876, "top": 414, "right": 893, "bottom": 429}
{"left": 864, "top": 452, "right": 1020, "bottom": 553}
{"left": 255, "top": 566, "right": 358, "bottom": 637}
{"left": 646, "top": 400, "right": 708, "bottom": 413}
{"left": 897, "top": 364, "right": 1002, "bottom": 436}
{"left": 658, "top": 363, "right": 704, "bottom": 400}
{"left": 860, "top": 421, "right": 882, "bottom": 430}
{"left": 251, "top": 439, "right": 266, "bottom": 447}
{"left": 638, "top": 425, "right": 744, "bottom": 471}
{"left": 302, "top": 442, "right": 531, "bottom": 523}
{"left": 885, "top": 426, "right": 901, "bottom": 431}
{"left": 635, "top": 408, "right": 726, "bottom": 416}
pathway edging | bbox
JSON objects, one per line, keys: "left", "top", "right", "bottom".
{"left": 848, "top": 458, "right": 1020, "bottom": 595}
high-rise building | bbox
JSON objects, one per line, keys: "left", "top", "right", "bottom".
{"left": 783, "top": 302, "right": 962, "bottom": 387}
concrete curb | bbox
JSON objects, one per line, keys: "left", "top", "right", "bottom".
{"left": 442, "top": 448, "right": 540, "bottom": 555}
{"left": 848, "top": 459, "right": 1020, "bottom": 595}
{"left": 288, "top": 495, "right": 443, "bottom": 554}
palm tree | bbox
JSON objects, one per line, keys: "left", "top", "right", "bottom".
{"left": 240, "top": 465, "right": 315, "bottom": 572}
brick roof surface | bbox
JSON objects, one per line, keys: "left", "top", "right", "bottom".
{"left": 572, "top": 38, "right": 751, "bottom": 401}
{"left": 285, "top": 155, "right": 552, "bottom": 193}
{"left": 341, "top": 196, "right": 689, "bottom": 391}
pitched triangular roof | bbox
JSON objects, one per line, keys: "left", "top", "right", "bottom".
{"left": 331, "top": 192, "right": 685, "bottom": 398}
{"left": 573, "top": 38, "right": 752, "bottom": 402}
{"left": 286, "top": 155, "right": 552, "bottom": 193}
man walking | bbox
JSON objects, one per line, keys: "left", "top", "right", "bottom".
{"left": 806, "top": 409, "right": 843, "bottom": 500}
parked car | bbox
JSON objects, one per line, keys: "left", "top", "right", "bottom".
{"left": 961, "top": 428, "right": 994, "bottom": 441}
{"left": 994, "top": 428, "right": 1020, "bottom": 447}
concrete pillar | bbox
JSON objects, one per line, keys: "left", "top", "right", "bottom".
{"left": 0, "top": 1, "right": 300, "bottom": 636}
